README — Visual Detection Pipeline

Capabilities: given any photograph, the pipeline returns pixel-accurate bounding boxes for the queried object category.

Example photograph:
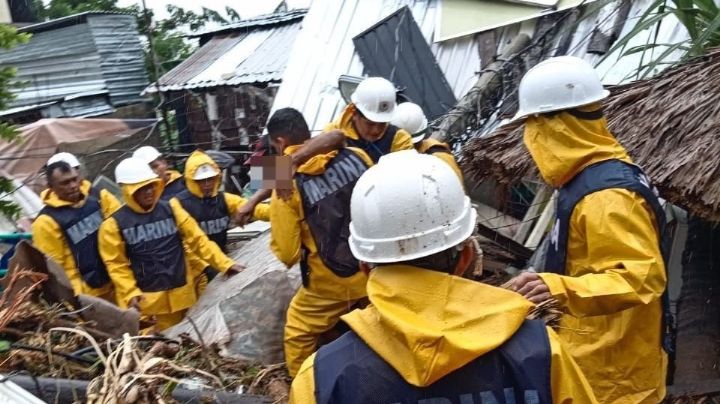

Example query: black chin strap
[544,108,605,120]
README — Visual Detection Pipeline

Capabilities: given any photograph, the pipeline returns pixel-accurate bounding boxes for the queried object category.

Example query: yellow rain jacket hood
[524,107,667,403]
[99,177,235,329]
[523,105,631,188]
[184,150,221,198]
[32,182,118,299]
[324,104,414,152]
[290,265,597,403]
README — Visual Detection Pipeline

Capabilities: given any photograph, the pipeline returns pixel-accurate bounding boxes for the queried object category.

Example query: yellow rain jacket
[324,104,414,153]
[181,150,270,294]
[182,150,270,223]
[524,106,667,404]
[416,138,463,182]
[33,182,119,299]
[98,178,235,324]
[271,144,373,376]
[290,265,598,403]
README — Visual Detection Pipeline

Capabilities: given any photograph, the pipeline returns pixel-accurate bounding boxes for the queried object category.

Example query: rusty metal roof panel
[146,19,303,93]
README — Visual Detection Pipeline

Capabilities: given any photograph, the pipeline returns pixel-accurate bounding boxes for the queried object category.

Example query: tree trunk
[674,217,720,385]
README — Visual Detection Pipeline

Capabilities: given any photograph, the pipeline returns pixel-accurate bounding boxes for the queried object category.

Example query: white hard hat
[513,56,610,122]
[391,102,428,144]
[132,146,162,164]
[47,152,80,168]
[115,157,158,184]
[349,150,476,263]
[193,163,219,180]
[350,77,397,123]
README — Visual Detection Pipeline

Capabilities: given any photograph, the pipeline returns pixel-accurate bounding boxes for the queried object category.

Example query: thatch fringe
[462,48,720,221]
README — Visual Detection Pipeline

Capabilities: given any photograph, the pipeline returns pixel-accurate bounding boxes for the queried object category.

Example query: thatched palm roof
[462,48,720,221]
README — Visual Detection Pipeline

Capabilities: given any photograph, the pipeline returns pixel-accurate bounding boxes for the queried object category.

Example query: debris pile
[0,261,289,403]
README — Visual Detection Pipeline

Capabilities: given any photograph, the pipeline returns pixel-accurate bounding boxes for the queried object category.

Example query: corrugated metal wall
[0,23,105,108]
[0,13,149,114]
[87,14,150,106]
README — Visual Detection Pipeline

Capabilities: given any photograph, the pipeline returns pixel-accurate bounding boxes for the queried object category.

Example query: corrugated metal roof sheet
[146,20,303,93]
[17,10,132,33]
[0,13,149,116]
[191,9,307,38]
[270,0,481,132]
[353,6,458,120]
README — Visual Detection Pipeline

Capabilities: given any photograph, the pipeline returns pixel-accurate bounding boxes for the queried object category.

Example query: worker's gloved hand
[139,315,157,330]
[225,263,246,278]
[503,271,551,304]
[128,295,144,311]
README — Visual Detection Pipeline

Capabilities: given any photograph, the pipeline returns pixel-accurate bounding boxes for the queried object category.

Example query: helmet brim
[510,89,611,124]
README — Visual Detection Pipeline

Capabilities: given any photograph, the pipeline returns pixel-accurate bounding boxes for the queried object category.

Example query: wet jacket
[290,265,597,403]
[160,170,186,200]
[270,144,371,299]
[524,105,667,404]
[98,177,234,315]
[177,150,270,251]
[324,104,413,163]
[33,182,119,297]
[416,138,463,182]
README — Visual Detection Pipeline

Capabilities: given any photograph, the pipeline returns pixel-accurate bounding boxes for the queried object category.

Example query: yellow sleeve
[391,128,414,152]
[225,192,270,222]
[100,189,122,218]
[98,217,142,308]
[269,183,302,268]
[548,328,598,403]
[289,353,318,404]
[170,199,234,272]
[432,151,464,183]
[538,189,667,317]
[32,215,84,295]
[323,121,340,132]
[346,147,374,167]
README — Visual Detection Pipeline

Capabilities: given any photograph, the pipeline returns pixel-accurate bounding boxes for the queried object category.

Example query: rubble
[0,242,287,403]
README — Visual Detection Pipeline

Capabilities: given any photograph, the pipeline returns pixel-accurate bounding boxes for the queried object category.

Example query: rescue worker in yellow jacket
[133,146,186,200]
[40,152,121,215]
[33,160,117,300]
[98,157,245,331]
[323,76,413,163]
[390,101,463,181]
[505,56,668,404]
[174,149,270,286]
[267,108,373,377]
[290,151,598,404]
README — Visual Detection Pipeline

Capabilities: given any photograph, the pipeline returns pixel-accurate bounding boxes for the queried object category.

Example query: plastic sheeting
[166,231,301,364]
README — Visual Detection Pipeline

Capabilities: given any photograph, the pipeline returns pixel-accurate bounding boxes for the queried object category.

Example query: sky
[116,0,306,20]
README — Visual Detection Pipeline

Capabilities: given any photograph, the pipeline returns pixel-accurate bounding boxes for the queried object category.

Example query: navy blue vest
[314,319,552,404]
[545,159,667,273]
[40,195,110,288]
[295,149,369,282]
[176,190,230,251]
[345,125,399,164]
[161,177,187,201]
[113,201,187,292]
[543,159,673,352]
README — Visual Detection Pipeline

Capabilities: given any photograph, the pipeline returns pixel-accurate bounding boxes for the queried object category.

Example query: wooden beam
[525,191,557,249]
[513,185,552,245]
[433,33,531,142]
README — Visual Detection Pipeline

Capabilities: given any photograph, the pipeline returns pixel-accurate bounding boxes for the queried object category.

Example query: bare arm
[289,129,346,167]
